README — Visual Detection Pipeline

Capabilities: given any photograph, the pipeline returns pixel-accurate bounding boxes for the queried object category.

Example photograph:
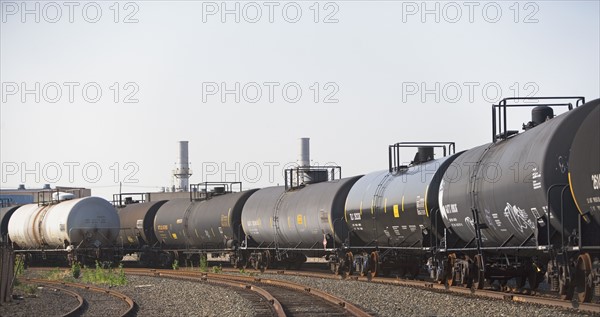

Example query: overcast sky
[1,0,599,199]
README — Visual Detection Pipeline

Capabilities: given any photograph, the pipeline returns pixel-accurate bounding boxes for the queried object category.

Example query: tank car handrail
[112,192,148,207]
[388,142,455,173]
[498,96,585,106]
[284,165,342,191]
[492,96,585,143]
[189,182,243,201]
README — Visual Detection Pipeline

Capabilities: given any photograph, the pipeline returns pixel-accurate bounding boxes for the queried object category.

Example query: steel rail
[125,268,285,317]
[221,267,600,314]
[17,282,85,317]
[124,268,370,317]
[23,278,136,317]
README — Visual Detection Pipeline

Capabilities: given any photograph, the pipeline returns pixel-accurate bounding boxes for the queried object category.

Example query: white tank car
[8,197,120,249]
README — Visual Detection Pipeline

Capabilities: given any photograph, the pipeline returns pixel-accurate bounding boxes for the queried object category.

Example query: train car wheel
[559,264,574,300]
[369,251,379,278]
[261,251,271,272]
[346,252,354,276]
[446,254,456,286]
[574,253,593,302]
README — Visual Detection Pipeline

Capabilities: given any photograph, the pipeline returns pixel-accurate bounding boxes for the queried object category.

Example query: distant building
[0,184,91,206]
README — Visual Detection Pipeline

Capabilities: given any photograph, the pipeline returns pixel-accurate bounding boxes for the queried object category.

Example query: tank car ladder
[468,143,495,279]
[272,192,287,261]
[371,173,394,245]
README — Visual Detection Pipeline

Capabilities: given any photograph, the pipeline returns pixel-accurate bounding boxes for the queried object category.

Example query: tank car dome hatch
[411,147,435,165]
[53,192,76,201]
[8,196,120,249]
[523,106,555,130]
[532,106,554,125]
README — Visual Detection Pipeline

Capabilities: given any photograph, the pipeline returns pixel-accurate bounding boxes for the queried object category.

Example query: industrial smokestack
[298,138,310,167]
[294,138,310,186]
[173,141,192,192]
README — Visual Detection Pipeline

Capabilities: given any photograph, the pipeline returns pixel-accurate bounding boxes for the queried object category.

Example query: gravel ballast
[6,269,597,316]
[0,285,80,317]
[251,272,597,317]
[113,275,257,316]
[5,272,257,317]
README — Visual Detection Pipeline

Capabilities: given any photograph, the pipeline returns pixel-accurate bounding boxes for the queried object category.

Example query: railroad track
[18,284,85,317]
[20,278,136,317]
[124,268,371,317]
[218,267,600,314]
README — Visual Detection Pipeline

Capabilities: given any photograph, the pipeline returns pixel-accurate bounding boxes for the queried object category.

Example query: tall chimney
[173,141,192,192]
[294,138,310,186]
[298,138,310,167]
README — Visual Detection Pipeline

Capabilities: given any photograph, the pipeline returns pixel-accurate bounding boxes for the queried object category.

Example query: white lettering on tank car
[444,204,459,214]
[416,196,426,215]
[531,207,541,219]
[592,173,600,190]
[504,202,535,233]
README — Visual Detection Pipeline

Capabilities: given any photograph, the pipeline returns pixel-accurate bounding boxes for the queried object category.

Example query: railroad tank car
[564,100,600,302]
[438,99,598,251]
[0,205,21,241]
[345,150,461,248]
[7,197,120,249]
[153,189,259,250]
[117,200,168,248]
[241,175,362,269]
[434,97,598,291]
[569,102,600,226]
[344,145,462,276]
[242,176,362,248]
